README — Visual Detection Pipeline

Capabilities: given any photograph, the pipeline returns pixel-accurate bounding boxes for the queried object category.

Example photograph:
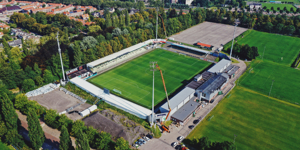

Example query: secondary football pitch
[186,86,300,150]
[261,3,296,10]
[89,49,211,109]
[237,30,300,66]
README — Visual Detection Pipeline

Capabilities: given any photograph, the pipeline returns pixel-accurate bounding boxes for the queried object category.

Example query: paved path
[140,59,246,150]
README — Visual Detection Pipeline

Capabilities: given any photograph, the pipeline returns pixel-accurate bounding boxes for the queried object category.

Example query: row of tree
[226,43,259,60]
[185,136,236,150]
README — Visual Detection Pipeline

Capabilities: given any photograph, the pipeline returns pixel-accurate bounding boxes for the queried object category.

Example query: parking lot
[170,22,248,49]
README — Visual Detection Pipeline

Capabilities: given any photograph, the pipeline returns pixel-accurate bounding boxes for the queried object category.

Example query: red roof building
[196,42,212,48]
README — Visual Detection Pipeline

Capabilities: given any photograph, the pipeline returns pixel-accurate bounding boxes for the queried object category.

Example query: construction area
[82,110,149,145]
[170,22,248,49]
[28,88,92,120]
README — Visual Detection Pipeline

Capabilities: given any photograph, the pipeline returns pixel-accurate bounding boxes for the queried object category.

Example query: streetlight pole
[56,32,66,82]
[230,22,238,60]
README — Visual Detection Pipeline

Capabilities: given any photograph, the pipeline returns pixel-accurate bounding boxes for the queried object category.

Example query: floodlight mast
[57,32,66,82]
[230,21,238,59]
[150,61,157,127]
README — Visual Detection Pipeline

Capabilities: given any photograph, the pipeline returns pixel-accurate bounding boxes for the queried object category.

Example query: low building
[64,9,84,17]
[196,42,213,49]
[159,87,195,121]
[171,99,201,125]
[53,5,74,14]
[31,6,57,13]
[81,14,89,20]
[223,64,240,79]
[249,3,262,10]
[0,32,3,38]
[0,23,10,30]
[92,11,104,18]
[0,39,22,48]
[207,59,231,73]
[0,6,22,15]
[196,73,229,102]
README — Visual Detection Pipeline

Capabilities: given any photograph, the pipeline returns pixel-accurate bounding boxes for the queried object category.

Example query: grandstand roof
[87,39,156,68]
[70,77,152,119]
[196,42,212,47]
[166,41,209,54]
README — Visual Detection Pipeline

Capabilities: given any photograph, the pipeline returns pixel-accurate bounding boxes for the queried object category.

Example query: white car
[143,136,150,141]
[172,142,178,147]
[178,136,184,141]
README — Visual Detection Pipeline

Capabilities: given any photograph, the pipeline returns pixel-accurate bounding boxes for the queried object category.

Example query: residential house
[16,1,32,6]
[0,39,22,48]
[249,3,262,10]
[11,28,41,43]
[0,6,22,16]
[109,7,115,13]
[64,9,84,17]
[53,5,74,14]
[84,6,97,12]
[0,0,16,8]
[31,6,57,13]
[48,3,64,8]
[129,8,139,15]
[92,10,104,18]
[81,14,89,20]
[0,32,3,38]
[0,23,10,30]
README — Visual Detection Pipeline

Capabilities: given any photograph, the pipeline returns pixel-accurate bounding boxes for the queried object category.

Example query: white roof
[70,77,152,119]
[80,109,90,117]
[88,105,97,112]
[160,87,195,111]
[87,39,160,68]
[208,59,231,73]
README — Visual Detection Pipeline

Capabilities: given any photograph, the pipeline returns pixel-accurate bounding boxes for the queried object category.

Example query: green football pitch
[261,3,296,10]
[89,49,211,109]
[186,86,300,150]
[237,30,300,66]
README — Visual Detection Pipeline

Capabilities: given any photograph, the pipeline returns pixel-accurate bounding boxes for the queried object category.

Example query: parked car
[146,134,153,139]
[210,99,215,103]
[175,145,181,150]
[132,143,139,147]
[143,136,150,141]
[139,139,146,144]
[189,125,194,129]
[177,136,184,141]
[172,142,178,147]
[136,141,142,146]
[193,119,199,124]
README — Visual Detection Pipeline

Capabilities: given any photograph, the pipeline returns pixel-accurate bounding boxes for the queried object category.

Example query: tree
[72,41,82,67]
[22,79,35,93]
[95,131,111,150]
[75,129,89,150]
[2,38,11,59]
[33,63,42,76]
[125,11,130,26]
[1,93,18,131]
[88,25,101,33]
[14,94,29,113]
[27,108,45,150]
[115,137,130,150]
[22,39,29,56]
[10,60,21,71]
[59,125,73,150]
[105,14,112,28]
[112,28,122,37]
[34,76,44,86]
[43,69,54,83]
[275,23,284,33]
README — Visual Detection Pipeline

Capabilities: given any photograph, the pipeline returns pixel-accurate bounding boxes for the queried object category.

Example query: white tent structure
[80,109,90,117]
[70,77,152,119]
[88,105,97,112]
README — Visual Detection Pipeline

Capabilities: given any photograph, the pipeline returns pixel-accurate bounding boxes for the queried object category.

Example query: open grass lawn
[237,30,300,66]
[262,3,296,10]
[239,60,300,104]
[89,49,211,109]
[186,86,300,150]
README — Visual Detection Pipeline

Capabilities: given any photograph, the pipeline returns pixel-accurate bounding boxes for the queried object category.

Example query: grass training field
[239,60,300,104]
[262,3,296,10]
[186,86,300,150]
[89,49,211,109]
[237,30,300,66]
[251,0,299,4]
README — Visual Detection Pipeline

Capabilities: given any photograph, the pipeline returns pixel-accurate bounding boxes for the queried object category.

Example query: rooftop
[187,71,215,89]
[197,73,228,94]
[223,65,240,76]
[171,99,200,121]
[196,42,212,47]
[160,87,195,111]
[207,59,231,73]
